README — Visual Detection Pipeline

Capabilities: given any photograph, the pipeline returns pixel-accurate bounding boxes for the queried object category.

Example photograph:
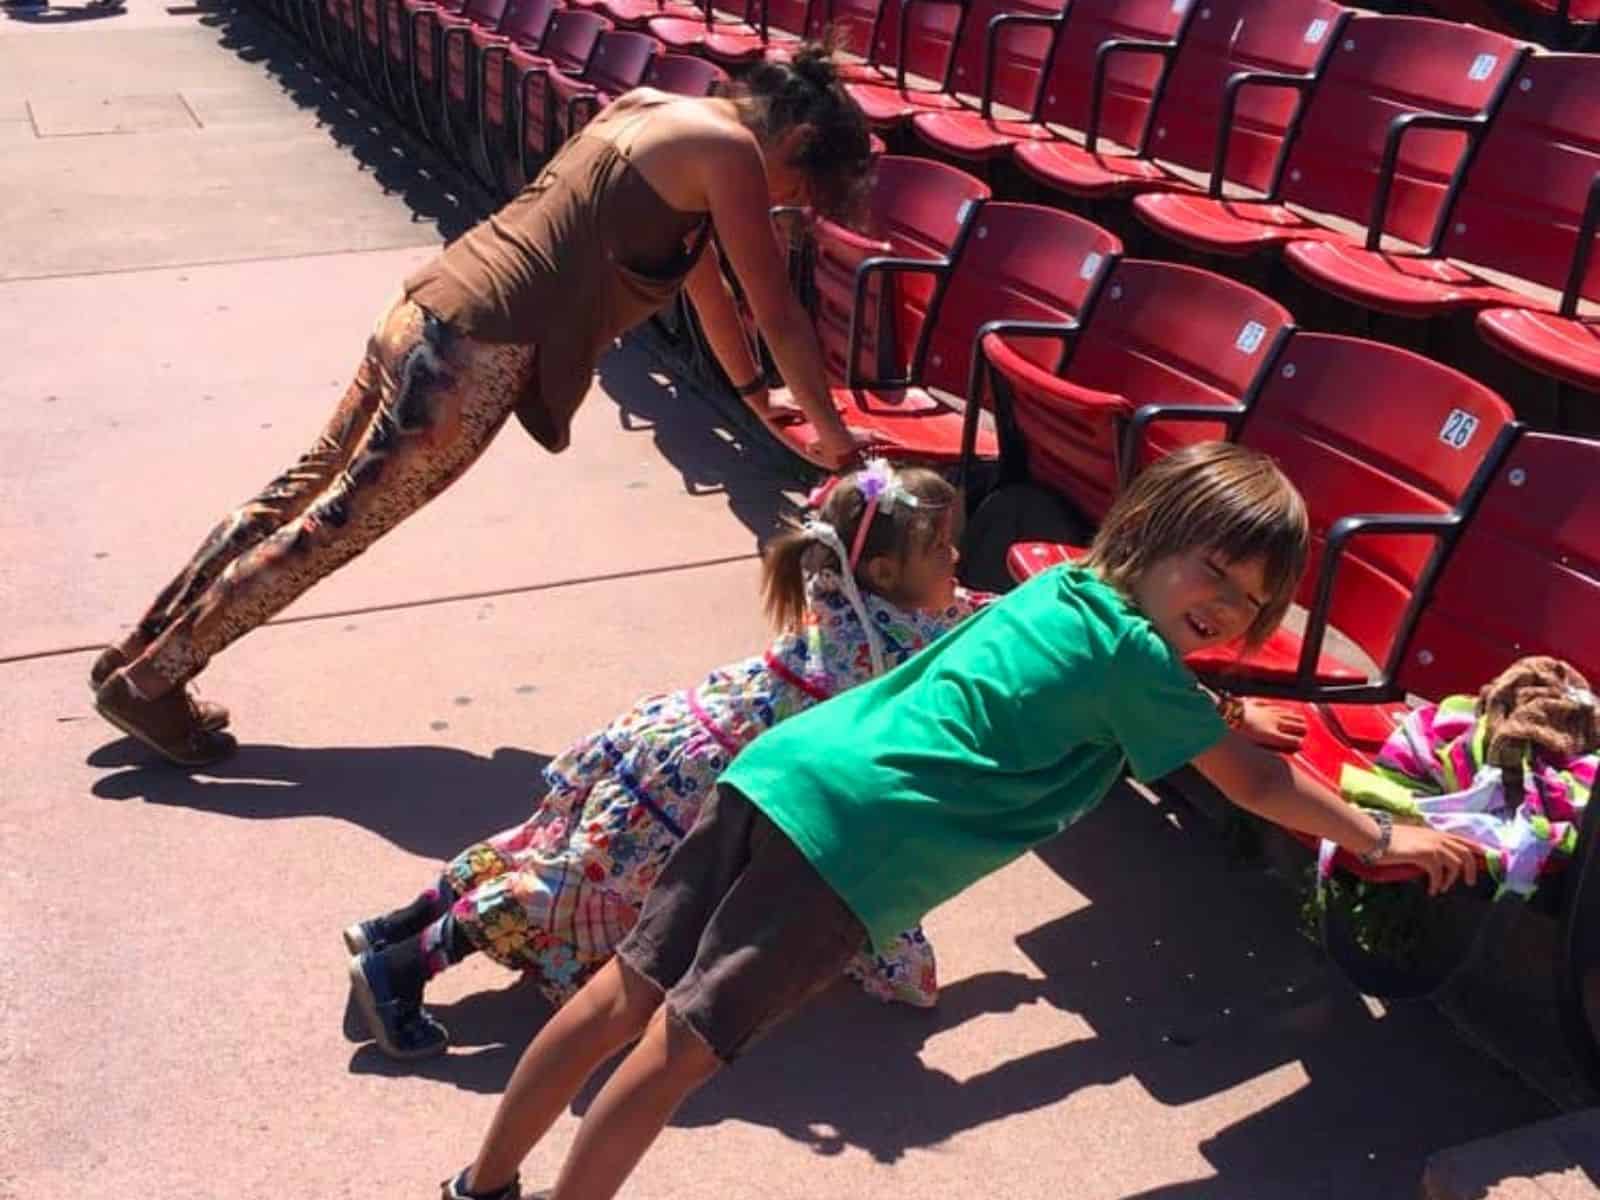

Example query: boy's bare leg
[548,1005,722,1200]
[466,959,661,1193]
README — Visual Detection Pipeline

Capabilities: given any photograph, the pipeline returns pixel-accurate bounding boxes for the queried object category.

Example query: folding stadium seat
[569,0,698,31]
[700,0,814,67]
[412,0,509,144]
[548,31,660,146]
[913,0,1196,168]
[430,0,522,157]
[774,204,1121,464]
[1005,332,1517,713]
[1475,302,1600,405]
[647,0,750,52]
[805,156,990,388]
[642,50,728,96]
[1284,55,1600,324]
[472,0,560,190]
[977,262,1292,526]
[512,10,612,178]
[823,0,890,80]
[844,0,1063,132]
[1292,431,1598,876]
[983,0,1346,200]
[1134,16,1523,260]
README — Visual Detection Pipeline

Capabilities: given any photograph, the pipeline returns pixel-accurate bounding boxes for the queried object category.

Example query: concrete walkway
[0,3,1571,1197]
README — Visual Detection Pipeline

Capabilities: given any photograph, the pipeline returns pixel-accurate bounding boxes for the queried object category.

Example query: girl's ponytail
[761,526,817,632]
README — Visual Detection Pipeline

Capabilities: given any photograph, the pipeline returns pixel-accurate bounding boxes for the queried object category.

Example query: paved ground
[0,3,1570,1197]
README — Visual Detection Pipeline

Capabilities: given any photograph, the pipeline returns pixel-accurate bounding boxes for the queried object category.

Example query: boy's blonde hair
[762,465,956,631]
[1083,442,1309,649]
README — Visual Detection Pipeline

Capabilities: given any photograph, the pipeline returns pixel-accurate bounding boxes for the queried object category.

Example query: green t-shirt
[722,565,1228,950]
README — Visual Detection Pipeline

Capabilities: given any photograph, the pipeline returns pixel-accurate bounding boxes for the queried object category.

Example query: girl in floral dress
[344,461,986,1059]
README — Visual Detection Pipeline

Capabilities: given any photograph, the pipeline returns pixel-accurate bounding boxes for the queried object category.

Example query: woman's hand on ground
[1379,825,1481,895]
[1238,700,1309,753]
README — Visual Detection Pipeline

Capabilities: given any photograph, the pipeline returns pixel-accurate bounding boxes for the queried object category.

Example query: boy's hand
[1238,700,1308,753]
[1379,825,1481,896]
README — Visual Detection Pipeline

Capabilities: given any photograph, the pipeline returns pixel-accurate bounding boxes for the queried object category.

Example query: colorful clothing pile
[444,571,991,1007]
[1336,695,1596,897]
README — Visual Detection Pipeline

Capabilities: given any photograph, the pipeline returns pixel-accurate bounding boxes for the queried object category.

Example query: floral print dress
[442,572,990,1008]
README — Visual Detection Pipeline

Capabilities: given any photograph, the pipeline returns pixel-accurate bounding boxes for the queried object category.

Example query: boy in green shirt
[444,443,1483,1200]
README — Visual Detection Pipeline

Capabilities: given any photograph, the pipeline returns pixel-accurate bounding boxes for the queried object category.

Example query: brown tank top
[403,92,712,452]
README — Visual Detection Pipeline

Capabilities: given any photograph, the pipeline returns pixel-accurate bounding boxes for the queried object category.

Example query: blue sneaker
[347,952,448,1060]
[342,917,388,956]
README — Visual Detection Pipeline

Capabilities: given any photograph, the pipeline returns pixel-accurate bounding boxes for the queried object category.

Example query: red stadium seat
[641,50,728,95]
[512,10,611,175]
[982,261,1292,524]
[1134,16,1523,259]
[701,0,813,65]
[548,31,660,146]
[845,0,1062,132]
[996,0,1345,198]
[790,204,1122,464]
[1285,54,1600,320]
[806,157,990,387]
[474,0,558,191]
[1293,432,1599,878]
[914,0,1194,167]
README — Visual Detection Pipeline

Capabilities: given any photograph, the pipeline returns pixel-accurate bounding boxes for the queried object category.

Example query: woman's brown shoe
[90,646,230,731]
[94,674,237,767]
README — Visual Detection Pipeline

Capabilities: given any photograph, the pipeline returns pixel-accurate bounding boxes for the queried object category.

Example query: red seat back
[643,51,727,96]
[1147,0,1345,193]
[989,261,1291,521]
[942,0,1061,111]
[1442,55,1600,305]
[918,204,1120,401]
[1277,15,1520,249]
[812,156,989,384]
[815,0,880,58]
[523,11,611,156]
[1398,432,1600,700]
[1235,333,1514,673]
[543,9,610,72]
[753,0,812,38]
[1032,0,1192,148]
[872,0,962,83]
[498,0,557,46]
[582,30,658,94]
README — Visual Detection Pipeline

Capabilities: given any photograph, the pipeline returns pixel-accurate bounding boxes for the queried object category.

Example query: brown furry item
[1476,656,1600,770]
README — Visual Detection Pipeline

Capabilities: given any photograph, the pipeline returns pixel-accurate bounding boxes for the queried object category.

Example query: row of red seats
[264,0,729,195]
[773,155,1600,883]
[655,0,1600,418]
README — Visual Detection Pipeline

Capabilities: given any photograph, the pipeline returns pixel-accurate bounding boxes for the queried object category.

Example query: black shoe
[3,0,49,9]
[440,1168,529,1200]
[347,952,448,1060]
[342,917,388,956]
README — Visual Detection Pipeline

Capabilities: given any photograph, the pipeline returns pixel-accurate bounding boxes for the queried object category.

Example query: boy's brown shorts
[614,784,867,1063]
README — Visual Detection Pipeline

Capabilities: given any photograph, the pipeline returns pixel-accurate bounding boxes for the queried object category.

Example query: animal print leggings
[131,299,538,688]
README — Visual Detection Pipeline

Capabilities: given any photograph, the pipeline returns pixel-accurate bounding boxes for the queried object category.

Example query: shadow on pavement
[597,343,799,544]
[200,0,491,241]
[88,739,550,859]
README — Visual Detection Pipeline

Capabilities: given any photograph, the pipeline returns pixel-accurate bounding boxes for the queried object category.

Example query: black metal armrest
[1367,111,1488,253]
[1209,70,1315,199]
[959,317,1082,490]
[1121,401,1247,485]
[1561,169,1600,318]
[978,11,1063,121]
[896,0,966,92]
[845,255,951,391]
[1295,511,1461,691]
[1087,38,1176,155]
